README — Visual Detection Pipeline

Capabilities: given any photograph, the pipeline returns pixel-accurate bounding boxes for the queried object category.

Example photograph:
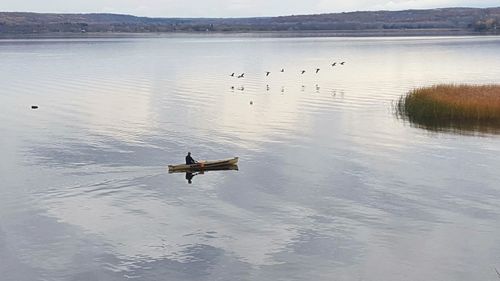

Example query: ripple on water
[2,36,500,281]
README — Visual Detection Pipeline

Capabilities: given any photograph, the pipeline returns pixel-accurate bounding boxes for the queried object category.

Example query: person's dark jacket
[186,154,196,165]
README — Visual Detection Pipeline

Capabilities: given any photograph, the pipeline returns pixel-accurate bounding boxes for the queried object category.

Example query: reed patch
[397,84,500,132]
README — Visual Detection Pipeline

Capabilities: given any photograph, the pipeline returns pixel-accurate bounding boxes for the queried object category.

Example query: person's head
[187,152,191,156]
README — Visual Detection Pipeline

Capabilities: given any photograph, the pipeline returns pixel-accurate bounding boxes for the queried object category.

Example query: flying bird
[316,68,320,74]
[280,68,285,72]
[230,73,235,77]
[340,62,346,65]
[331,62,337,66]
[301,70,306,74]
[237,73,245,78]
[266,71,271,76]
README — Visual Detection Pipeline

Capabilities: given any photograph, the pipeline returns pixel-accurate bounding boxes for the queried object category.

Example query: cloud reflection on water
[2,36,500,280]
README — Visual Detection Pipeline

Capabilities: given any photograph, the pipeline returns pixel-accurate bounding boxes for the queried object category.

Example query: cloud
[316,0,500,13]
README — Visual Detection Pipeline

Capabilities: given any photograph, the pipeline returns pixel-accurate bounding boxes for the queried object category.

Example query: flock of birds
[228,61,347,99]
[229,61,346,79]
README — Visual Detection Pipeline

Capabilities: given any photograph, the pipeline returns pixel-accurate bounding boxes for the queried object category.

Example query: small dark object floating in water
[31,105,38,109]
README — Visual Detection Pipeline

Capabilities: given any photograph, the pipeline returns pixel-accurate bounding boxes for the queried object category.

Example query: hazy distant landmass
[0,7,499,36]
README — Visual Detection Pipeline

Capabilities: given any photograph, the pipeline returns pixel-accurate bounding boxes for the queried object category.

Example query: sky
[1,0,499,18]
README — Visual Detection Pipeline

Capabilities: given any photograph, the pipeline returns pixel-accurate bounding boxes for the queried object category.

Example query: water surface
[1,35,500,281]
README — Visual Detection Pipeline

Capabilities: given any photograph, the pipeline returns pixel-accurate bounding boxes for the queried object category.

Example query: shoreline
[1,29,498,39]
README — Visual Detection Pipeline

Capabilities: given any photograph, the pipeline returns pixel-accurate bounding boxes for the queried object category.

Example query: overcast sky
[1,0,499,17]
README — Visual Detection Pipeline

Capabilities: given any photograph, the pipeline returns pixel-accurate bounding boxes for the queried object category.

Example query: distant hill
[1,7,499,35]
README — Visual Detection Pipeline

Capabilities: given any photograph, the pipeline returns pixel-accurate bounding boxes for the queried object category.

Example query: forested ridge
[1,7,499,34]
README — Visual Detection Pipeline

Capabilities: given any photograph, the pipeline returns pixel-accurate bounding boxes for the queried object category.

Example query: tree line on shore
[0,7,499,34]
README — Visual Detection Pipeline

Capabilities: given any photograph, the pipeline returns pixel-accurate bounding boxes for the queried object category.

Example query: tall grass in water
[397,84,500,132]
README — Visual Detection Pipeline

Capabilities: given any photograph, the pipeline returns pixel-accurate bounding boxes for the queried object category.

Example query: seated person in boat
[185,152,197,165]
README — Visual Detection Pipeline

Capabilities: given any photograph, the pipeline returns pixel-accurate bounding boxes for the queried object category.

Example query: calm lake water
[1,35,500,281]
